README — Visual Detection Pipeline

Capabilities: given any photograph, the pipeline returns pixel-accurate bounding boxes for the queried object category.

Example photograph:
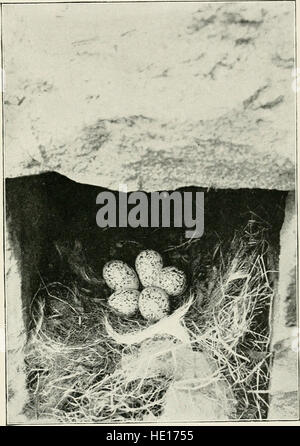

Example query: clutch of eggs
[103,251,187,320]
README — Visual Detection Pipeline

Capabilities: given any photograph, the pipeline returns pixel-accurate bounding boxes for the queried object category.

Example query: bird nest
[23,205,280,422]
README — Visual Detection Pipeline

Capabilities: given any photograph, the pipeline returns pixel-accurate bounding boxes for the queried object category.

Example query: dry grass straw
[186,221,274,419]
[24,218,275,422]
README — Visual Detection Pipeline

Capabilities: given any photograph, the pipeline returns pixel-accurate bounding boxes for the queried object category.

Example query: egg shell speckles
[157,266,187,296]
[138,286,170,322]
[103,260,139,291]
[135,250,163,287]
[108,289,140,317]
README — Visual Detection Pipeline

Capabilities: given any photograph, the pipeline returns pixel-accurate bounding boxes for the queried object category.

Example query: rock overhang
[3,2,296,192]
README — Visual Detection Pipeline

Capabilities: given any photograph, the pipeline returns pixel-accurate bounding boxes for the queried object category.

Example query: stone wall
[3,2,295,191]
[5,220,28,423]
[268,191,298,420]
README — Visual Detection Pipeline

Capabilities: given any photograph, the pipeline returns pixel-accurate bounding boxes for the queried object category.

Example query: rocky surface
[3,2,295,190]
[5,219,28,422]
[268,192,298,420]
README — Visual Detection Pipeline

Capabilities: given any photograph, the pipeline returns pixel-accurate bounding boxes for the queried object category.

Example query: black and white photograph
[1,0,298,425]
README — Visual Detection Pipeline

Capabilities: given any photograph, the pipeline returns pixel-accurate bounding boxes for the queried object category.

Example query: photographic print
[2,1,298,425]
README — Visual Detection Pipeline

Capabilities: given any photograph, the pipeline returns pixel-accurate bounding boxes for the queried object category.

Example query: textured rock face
[3,2,295,190]
[5,220,28,422]
[268,192,298,420]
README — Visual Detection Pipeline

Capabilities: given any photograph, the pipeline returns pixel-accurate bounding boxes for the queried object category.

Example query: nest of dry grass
[24,217,275,422]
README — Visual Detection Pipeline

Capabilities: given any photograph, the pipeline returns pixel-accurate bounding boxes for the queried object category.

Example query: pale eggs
[136,250,186,297]
[103,260,139,291]
[108,289,140,317]
[135,250,163,287]
[104,251,187,322]
[138,286,170,322]
[156,266,187,296]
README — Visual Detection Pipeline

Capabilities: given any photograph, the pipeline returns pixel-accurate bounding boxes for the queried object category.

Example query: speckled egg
[135,250,163,287]
[108,289,140,317]
[138,286,170,322]
[157,266,187,296]
[103,260,139,291]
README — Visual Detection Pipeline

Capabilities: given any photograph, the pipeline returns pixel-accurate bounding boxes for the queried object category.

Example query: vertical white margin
[0,1,6,427]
